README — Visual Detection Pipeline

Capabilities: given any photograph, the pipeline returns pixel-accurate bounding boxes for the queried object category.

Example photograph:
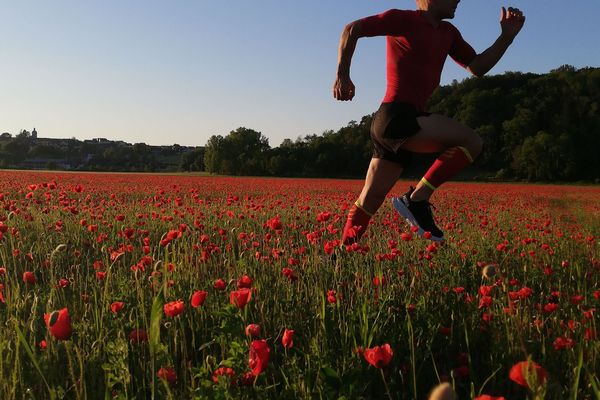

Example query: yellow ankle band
[420,177,437,191]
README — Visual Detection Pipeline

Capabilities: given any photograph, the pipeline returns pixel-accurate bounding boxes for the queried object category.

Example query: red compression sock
[421,146,474,190]
[341,201,373,245]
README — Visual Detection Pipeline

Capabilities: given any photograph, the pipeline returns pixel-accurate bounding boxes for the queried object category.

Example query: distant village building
[31,128,38,139]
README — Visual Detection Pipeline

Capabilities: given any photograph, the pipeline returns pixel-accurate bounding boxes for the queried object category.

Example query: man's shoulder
[387,9,419,16]
[379,9,419,19]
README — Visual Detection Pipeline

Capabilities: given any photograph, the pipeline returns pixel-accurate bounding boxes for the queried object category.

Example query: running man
[334,0,525,243]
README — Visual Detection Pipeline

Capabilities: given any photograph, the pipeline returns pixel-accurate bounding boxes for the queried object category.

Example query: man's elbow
[467,63,486,78]
[344,20,363,40]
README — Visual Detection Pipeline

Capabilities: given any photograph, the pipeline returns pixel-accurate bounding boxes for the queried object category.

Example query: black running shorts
[370,102,431,167]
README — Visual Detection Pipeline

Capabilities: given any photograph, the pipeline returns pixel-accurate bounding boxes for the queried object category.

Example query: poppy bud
[191,290,208,308]
[245,324,261,338]
[282,329,295,349]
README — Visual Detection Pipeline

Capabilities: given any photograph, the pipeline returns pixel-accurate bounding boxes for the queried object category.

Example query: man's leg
[401,114,483,201]
[391,114,482,241]
[341,158,403,245]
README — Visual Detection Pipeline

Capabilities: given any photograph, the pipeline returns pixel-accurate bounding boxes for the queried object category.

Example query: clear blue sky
[1,1,598,147]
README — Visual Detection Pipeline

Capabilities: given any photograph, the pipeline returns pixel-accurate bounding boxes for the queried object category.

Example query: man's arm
[333,20,364,101]
[467,7,525,77]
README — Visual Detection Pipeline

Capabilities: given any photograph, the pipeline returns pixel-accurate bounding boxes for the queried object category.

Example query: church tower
[32,128,38,139]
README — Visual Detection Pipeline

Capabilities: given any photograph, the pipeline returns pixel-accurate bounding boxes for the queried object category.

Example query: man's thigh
[400,114,478,153]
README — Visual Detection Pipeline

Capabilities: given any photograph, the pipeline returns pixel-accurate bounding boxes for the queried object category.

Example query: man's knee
[459,132,482,160]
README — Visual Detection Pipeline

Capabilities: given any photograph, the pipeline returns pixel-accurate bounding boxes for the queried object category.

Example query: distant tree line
[2,66,598,181]
[196,66,599,182]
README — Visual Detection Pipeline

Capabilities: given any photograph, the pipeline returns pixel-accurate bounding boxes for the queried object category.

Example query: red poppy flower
[552,336,575,350]
[157,367,177,385]
[163,300,185,317]
[44,308,73,340]
[39,340,47,350]
[543,303,559,313]
[281,267,298,282]
[479,296,493,309]
[237,275,253,289]
[230,288,252,309]
[509,360,548,389]
[58,278,70,288]
[282,329,294,349]
[249,339,270,376]
[191,290,208,308]
[239,371,255,386]
[327,290,337,304]
[129,329,148,343]
[479,285,494,296]
[452,365,470,379]
[266,217,282,230]
[0,283,4,303]
[570,295,584,305]
[212,367,235,384]
[213,278,226,290]
[324,241,335,255]
[23,271,36,284]
[316,212,331,222]
[474,396,506,400]
[110,301,124,314]
[400,232,412,241]
[245,324,261,338]
[363,343,393,368]
[438,326,451,336]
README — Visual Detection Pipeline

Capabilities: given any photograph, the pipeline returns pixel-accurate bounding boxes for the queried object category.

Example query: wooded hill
[201,65,599,182]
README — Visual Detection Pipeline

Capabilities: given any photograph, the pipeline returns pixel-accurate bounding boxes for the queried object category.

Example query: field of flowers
[0,171,598,399]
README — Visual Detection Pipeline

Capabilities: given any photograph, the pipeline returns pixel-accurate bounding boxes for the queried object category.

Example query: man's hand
[500,7,525,40]
[333,75,355,101]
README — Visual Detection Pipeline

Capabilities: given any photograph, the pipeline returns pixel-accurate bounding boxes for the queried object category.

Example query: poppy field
[0,171,598,399]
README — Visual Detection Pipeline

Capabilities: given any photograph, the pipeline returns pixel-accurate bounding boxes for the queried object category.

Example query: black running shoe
[392,186,444,242]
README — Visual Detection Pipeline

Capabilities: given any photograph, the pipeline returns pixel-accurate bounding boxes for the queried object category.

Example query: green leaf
[149,295,163,357]
[14,323,55,400]
[320,366,340,389]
